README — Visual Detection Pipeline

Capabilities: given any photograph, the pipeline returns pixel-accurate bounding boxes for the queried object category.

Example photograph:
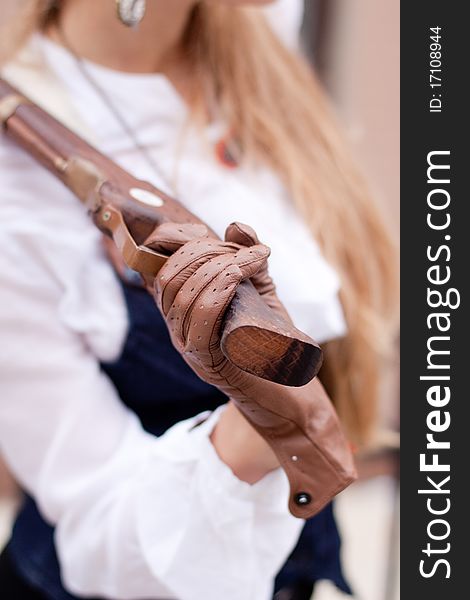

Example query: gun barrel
[0,77,322,386]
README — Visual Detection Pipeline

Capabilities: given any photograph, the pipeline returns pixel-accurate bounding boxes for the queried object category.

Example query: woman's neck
[46,0,196,75]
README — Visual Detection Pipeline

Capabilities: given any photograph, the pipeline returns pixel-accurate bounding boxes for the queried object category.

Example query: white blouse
[0,22,346,600]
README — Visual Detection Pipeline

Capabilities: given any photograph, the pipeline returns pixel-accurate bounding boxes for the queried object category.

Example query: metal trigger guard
[96,204,168,277]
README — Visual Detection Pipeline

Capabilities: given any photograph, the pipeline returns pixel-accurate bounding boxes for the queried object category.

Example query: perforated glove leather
[145,222,357,518]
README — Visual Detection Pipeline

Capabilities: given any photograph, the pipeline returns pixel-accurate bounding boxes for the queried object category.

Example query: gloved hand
[145,222,356,518]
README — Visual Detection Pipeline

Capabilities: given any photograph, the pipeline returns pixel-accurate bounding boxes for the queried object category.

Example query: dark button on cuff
[294,492,312,506]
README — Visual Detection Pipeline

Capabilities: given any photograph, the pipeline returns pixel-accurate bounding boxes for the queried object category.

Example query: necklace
[54,23,176,195]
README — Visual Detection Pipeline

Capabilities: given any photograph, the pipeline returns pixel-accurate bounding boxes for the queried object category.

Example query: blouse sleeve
[0,137,303,600]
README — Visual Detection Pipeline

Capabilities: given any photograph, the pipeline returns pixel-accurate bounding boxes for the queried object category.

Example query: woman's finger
[225,222,279,306]
[225,221,260,247]
[182,263,244,363]
[180,245,271,355]
[145,222,209,254]
[164,253,237,349]
[231,243,271,280]
[156,238,235,314]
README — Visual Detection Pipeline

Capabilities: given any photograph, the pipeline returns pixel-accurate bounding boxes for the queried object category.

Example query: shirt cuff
[190,406,292,525]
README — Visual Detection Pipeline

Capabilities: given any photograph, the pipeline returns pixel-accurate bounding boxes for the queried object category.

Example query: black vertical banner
[401,2,468,598]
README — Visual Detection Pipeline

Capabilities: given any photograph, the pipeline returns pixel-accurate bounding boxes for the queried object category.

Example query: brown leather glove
[145,222,357,518]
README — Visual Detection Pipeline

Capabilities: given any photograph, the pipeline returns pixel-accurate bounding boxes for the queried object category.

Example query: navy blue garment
[7,281,351,599]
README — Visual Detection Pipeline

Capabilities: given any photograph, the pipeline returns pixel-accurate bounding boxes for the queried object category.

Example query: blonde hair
[1,1,397,445]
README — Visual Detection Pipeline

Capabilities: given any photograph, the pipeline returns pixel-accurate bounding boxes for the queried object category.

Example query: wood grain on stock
[0,78,322,386]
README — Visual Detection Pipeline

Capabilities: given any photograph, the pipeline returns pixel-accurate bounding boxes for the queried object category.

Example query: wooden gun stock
[0,78,322,386]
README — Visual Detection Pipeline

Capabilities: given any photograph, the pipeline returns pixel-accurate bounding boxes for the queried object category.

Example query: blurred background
[0,1,399,599]
[302,2,400,599]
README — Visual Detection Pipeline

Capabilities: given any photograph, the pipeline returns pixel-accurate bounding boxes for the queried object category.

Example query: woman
[0,1,396,599]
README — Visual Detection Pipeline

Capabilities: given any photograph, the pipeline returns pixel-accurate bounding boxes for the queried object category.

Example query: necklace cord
[53,22,176,195]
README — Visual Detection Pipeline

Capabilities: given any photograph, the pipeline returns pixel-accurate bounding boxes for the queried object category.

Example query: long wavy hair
[0,0,397,445]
